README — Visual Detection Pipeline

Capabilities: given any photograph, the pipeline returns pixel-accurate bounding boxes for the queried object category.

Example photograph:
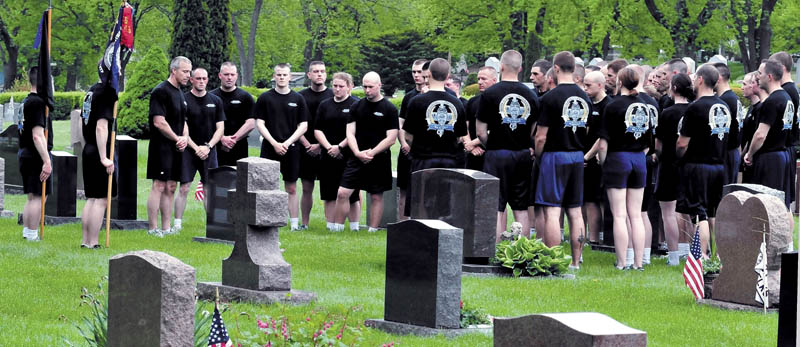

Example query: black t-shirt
[679,95,730,164]
[476,81,539,151]
[538,84,592,152]
[209,87,254,138]
[399,88,421,120]
[299,87,334,144]
[82,83,117,149]
[757,89,793,153]
[465,94,481,140]
[403,91,467,159]
[315,95,359,153]
[19,92,53,157]
[149,80,187,147]
[586,96,609,153]
[185,92,226,144]
[655,103,688,164]
[598,94,651,152]
[782,82,800,146]
[349,98,399,151]
[742,101,760,151]
[659,94,674,112]
[254,89,310,142]
[719,89,742,149]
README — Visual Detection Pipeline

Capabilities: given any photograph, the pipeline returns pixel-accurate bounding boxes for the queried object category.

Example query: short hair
[696,64,719,88]
[617,67,640,94]
[545,67,556,84]
[307,61,325,72]
[429,58,450,81]
[28,66,38,85]
[170,56,191,72]
[667,58,688,74]
[421,61,431,71]
[607,59,628,74]
[220,61,237,71]
[585,65,601,72]
[332,72,353,87]
[448,75,462,84]
[500,50,523,70]
[764,59,785,81]
[532,59,552,73]
[712,62,730,81]
[573,64,585,81]
[671,73,694,100]
[769,51,793,73]
[744,71,758,84]
[478,66,497,74]
[553,51,575,73]
[191,68,207,77]
[274,63,291,71]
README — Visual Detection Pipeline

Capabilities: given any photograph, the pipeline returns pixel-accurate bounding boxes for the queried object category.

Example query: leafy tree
[729,0,779,72]
[360,31,442,96]
[117,46,169,139]
[170,0,230,89]
[771,0,800,54]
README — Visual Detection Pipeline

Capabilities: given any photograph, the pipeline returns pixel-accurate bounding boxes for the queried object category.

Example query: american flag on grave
[754,235,768,308]
[683,227,704,300]
[208,304,232,347]
[195,181,205,201]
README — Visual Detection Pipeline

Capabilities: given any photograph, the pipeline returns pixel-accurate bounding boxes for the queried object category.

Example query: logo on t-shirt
[498,93,531,131]
[342,109,350,113]
[737,99,745,130]
[231,100,241,104]
[624,102,649,139]
[709,104,731,140]
[561,96,589,133]
[374,112,384,117]
[783,102,796,130]
[206,104,215,108]
[82,91,94,126]
[425,100,458,137]
[288,102,297,107]
[646,104,658,135]
[677,116,683,137]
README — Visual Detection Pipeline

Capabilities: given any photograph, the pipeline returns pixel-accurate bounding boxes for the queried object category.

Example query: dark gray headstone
[0,124,21,188]
[384,219,463,329]
[206,166,237,241]
[366,171,397,227]
[108,250,195,347]
[111,135,137,220]
[409,168,499,260]
[778,251,798,346]
[493,313,647,347]
[44,151,76,217]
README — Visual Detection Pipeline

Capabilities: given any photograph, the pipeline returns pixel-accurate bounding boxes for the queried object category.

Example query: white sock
[334,223,344,231]
[529,227,536,235]
[678,243,689,256]
[350,222,360,231]
[29,229,39,239]
[625,248,634,267]
[174,219,182,228]
[368,227,379,232]
[326,222,333,230]
[643,248,651,265]
[789,243,794,252]
[22,227,29,237]
[667,251,680,266]
[290,218,299,229]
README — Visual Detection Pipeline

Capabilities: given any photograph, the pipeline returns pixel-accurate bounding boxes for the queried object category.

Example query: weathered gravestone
[197,157,315,304]
[193,166,237,244]
[110,135,139,221]
[493,313,647,347]
[366,171,398,227]
[108,250,195,347]
[69,109,84,190]
[778,251,798,346]
[723,183,786,210]
[0,158,14,217]
[796,57,800,84]
[0,124,21,189]
[366,219,477,337]
[408,168,499,269]
[44,151,77,217]
[712,190,792,308]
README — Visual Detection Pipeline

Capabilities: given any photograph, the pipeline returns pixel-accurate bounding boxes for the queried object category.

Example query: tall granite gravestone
[712,190,792,307]
[0,158,13,217]
[44,151,77,217]
[366,171,398,227]
[796,57,800,84]
[493,313,647,347]
[110,135,138,220]
[194,166,237,243]
[108,250,195,347]
[366,219,467,336]
[778,251,798,346]
[197,157,315,304]
[0,124,21,189]
[409,168,499,267]
[69,109,84,190]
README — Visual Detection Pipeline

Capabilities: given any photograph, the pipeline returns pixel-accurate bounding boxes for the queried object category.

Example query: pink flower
[265,342,271,347]
[460,300,463,309]
[306,317,311,321]
[257,319,269,329]
[336,333,342,339]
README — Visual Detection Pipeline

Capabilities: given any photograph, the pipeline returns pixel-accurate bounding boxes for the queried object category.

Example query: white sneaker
[147,229,164,238]
[162,227,179,235]
[24,233,41,241]
[368,227,379,233]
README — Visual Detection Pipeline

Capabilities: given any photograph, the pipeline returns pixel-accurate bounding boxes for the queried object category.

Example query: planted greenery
[703,257,722,275]
[495,237,571,277]
[459,301,490,328]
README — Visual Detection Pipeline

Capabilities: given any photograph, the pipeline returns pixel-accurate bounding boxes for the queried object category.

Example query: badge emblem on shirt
[206,104,215,108]
[426,100,458,137]
[82,91,94,126]
[677,116,684,137]
[498,93,531,131]
[374,112,384,117]
[561,96,589,133]
[784,102,796,130]
[709,104,731,140]
[624,102,649,139]
[737,99,745,130]
[646,104,659,135]
[342,109,350,113]
[231,100,241,104]
[288,102,297,107]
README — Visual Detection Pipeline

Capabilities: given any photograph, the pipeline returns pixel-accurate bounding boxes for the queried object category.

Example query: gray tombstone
[205,166,237,241]
[485,57,501,80]
[110,135,138,220]
[366,171,397,227]
[409,168,499,261]
[796,58,800,83]
[0,158,12,216]
[44,151,77,217]
[0,124,21,188]
[108,250,195,347]
[69,109,84,189]
[723,183,787,208]
[493,313,647,347]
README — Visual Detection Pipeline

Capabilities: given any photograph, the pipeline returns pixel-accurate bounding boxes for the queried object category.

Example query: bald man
[582,71,609,245]
[335,72,399,232]
[464,66,497,171]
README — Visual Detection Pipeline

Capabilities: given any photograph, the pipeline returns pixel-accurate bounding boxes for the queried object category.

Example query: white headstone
[795,57,800,83]
[485,57,501,81]
[682,57,696,74]
[708,54,727,65]
[589,57,603,66]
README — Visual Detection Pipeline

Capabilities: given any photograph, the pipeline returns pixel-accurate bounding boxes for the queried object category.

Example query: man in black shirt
[174,68,225,231]
[713,63,743,185]
[530,59,552,97]
[770,52,799,208]
[255,63,310,231]
[676,64,731,258]
[534,51,591,268]
[146,56,190,237]
[582,71,608,244]
[397,59,428,220]
[211,62,254,166]
[464,66,497,171]
[335,72,398,232]
[19,67,53,241]
[297,61,334,230]
[476,50,539,240]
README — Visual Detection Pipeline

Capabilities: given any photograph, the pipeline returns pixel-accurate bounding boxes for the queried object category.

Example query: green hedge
[0,91,84,121]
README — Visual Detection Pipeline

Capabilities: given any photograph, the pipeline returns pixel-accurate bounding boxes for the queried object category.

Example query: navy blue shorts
[752,150,791,208]
[180,147,218,184]
[535,151,584,208]
[340,151,393,194]
[641,155,656,211]
[602,151,646,189]
[655,160,679,201]
[787,148,796,204]
[483,149,532,211]
[260,142,300,182]
[723,148,740,185]
[583,159,603,203]
[676,162,725,220]
[318,155,360,203]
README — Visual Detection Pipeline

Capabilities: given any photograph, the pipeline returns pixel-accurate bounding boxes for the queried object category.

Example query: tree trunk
[231,0,262,86]
[65,55,81,91]
[0,17,18,90]
[644,0,716,58]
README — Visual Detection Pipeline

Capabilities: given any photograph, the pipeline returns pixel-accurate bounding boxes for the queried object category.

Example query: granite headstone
[205,166,237,241]
[107,250,195,347]
[493,313,647,347]
[0,158,12,216]
[0,124,21,188]
[722,183,786,209]
[69,109,84,190]
[366,171,397,227]
[110,135,137,220]
[44,151,77,217]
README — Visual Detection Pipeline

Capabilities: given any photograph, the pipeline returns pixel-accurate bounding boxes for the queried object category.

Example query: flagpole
[39,5,51,240]
[105,101,117,247]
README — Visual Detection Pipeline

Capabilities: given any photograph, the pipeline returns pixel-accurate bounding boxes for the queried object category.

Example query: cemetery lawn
[0,120,788,346]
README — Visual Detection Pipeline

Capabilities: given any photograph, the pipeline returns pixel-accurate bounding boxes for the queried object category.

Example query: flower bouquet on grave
[495,236,571,277]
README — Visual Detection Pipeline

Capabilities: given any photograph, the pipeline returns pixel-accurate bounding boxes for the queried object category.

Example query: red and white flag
[683,227,705,300]
[195,181,205,201]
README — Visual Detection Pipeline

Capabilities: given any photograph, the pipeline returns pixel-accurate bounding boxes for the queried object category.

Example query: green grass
[2,118,781,345]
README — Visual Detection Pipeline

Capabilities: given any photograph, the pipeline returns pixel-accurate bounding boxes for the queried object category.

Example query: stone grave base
[364,319,491,337]
[0,210,14,218]
[16,214,148,229]
[18,214,81,225]
[589,243,615,253]
[192,236,235,246]
[197,282,315,305]
[462,263,510,274]
[5,184,23,195]
[697,299,778,313]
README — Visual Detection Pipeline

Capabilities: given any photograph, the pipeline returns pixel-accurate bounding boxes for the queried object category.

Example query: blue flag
[33,10,54,112]
[98,6,125,94]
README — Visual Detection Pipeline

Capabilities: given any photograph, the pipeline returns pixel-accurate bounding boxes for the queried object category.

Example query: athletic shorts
[340,151,393,194]
[179,147,218,184]
[466,152,485,172]
[602,151,646,189]
[405,156,463,216]
[260,142,300,182]
[787,148,796,204]
[18,152,52,195]
[676,162,725,220]
[535,151,584,208]
[752,150,791,208]
[723,148,741,185]
[583,158,603,203]
[299,150,321,181]
[82,144,117,199]
[529,158,539,207]
[483,149,532,211]
[146,141,183,182]
[318,154,360,203]
[216,141,249,167]
[396,151,412,190]
[655,160,679,202]
[641,155,656,212]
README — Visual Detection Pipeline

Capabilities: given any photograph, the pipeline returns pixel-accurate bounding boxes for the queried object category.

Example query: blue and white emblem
[737,99,745,130]
[499,93,530,131]
[709,104,731,140]
[624,102,649,139]
[82,91,94,126]
[677,116,683,137]
[647,104,658,135]
[561,96,589,133]
[425,100,458,137]
[782,102,794,131]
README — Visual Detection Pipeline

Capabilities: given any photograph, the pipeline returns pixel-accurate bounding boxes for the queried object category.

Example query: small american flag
[754,235,768,309]
[683,227,704,300]
[208,303,232,347]
[195,181,205,201]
